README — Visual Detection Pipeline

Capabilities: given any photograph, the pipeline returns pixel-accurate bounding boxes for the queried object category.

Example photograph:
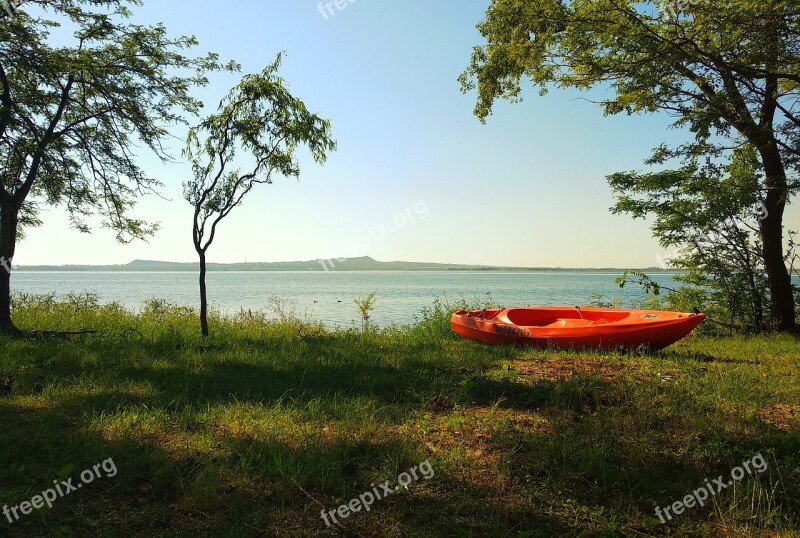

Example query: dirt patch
[400,406,551,467]
[510,357,629,383]
[99,422,208,458]
[395,406,549,516]
[758,403,800,431]
[470,406,552,435]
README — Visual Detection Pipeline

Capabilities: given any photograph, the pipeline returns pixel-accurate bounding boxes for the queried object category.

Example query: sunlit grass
[0,295,798,536]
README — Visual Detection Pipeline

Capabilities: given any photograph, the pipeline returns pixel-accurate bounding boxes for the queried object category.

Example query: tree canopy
[1,0,231,239]
[610,144,785,331]
[0,0,233,332]
[184,54,336,336]
[460,0,799,329]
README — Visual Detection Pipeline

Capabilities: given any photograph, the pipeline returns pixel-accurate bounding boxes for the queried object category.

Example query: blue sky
[20,0,800,267]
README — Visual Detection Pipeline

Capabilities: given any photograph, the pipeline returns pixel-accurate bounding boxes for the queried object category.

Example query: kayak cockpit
[501,307,631,327]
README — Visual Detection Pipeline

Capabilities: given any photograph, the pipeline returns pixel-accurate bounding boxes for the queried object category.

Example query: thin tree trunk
[199,249,209,337]
[0,258,12,334]
[758,145,797,331]
[0,201,18,335]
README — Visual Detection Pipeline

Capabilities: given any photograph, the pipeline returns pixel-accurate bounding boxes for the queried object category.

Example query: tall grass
[0,294,797,536]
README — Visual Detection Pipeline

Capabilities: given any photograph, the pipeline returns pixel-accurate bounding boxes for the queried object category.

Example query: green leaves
[0,0,232,242]
[184,53,336,253]
[609,142,778,331]
[460,0,800,159]
[461,0,798,329]
[182,54,335,337]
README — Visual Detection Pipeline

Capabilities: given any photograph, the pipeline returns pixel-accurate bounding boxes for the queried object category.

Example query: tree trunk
[198,249,209,337]
[0,201,18,335]
[758,145,797,331]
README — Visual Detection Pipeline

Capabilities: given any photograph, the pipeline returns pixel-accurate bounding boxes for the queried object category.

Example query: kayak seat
[532,318,590,328]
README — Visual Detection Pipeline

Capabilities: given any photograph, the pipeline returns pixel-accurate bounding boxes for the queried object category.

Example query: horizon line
[13,256,678,272]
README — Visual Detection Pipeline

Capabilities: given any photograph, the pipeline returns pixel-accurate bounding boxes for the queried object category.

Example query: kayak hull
[450,307,705,350]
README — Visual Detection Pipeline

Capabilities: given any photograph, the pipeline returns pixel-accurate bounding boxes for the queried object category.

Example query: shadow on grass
[2,328,799,536]
[0,391,579,536]
[467,375,800,533]
[657,348,761,364]
[466,375,627,413]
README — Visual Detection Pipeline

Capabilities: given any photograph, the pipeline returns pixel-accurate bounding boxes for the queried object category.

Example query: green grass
[0,295,798,536]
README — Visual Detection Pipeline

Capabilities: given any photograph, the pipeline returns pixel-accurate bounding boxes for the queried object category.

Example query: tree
[460,0,799,330]
[183,54,336,337]
[610,144,791,332]
[0,0,228,333]
[355,290,377,332]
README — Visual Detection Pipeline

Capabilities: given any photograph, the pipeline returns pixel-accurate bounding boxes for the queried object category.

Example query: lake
[10,271,686,328]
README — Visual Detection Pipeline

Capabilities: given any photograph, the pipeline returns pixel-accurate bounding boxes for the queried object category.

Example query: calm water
[12,271,681,328]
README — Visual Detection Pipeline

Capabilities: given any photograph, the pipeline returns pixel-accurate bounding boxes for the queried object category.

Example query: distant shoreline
[14,256,678,273]
[15,269,680,273]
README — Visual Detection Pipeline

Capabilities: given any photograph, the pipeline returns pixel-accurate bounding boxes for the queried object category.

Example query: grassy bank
[1,296,798,536]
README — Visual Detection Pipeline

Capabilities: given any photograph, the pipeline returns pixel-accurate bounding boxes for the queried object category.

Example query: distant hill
[15,256,675,273]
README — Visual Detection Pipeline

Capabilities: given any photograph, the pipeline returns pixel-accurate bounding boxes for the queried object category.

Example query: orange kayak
[451,306,704,350]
